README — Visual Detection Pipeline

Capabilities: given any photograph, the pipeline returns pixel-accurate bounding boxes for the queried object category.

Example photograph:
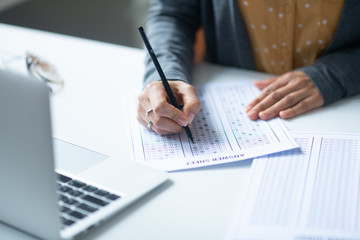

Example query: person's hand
[137,81,201,135]
[246,71,324,120]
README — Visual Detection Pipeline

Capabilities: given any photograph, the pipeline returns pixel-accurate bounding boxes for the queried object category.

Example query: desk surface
[1,23,359,240]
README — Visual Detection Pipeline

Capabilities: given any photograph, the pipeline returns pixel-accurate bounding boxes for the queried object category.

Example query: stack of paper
[128,80,360,239]
[229,132,360,240]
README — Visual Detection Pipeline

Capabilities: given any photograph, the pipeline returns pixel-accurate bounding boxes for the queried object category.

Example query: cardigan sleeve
[143,0,201,88]
[300,43,360,106]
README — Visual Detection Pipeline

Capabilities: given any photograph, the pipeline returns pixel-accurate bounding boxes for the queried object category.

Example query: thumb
[167,105,189,127]
[181,88,201,125]
[254,77,277,90]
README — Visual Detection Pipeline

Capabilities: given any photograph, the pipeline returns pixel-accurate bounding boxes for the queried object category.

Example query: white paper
[0,48,28,74]
[229,132,360,240]
[128,80,298,171]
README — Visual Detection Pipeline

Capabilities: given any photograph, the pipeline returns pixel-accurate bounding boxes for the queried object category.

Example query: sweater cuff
[299,65,344,106]
[143,70,190,89]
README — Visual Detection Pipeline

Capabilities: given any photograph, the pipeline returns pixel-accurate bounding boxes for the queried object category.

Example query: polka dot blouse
[238,0,344,75]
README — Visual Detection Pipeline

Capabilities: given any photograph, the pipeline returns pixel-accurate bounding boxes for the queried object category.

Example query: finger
[138,91,153,117]
[137,110,151,129]
[257,89,309,120]
[151,115,183,133]
[152,101,188,126]
[177,84,201,124]
[279,92,324,119]
[253,76,278,90]
[140,82,186,129]
[246,76,287,112]
[137,103,148,124]
[137,111,148,128]
[137,101,183,133]
[150,124,177,135]
[137,114,176,135]
[147,85,188,127]
[247,82,303,120]
[138,99,153,119]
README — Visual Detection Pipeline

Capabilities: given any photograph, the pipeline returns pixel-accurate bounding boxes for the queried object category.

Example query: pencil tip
[184,126,194,143]
[189,135,194,144]
[185,126,194,143]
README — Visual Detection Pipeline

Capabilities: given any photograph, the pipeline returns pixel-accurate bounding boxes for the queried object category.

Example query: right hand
[137,81,201,135]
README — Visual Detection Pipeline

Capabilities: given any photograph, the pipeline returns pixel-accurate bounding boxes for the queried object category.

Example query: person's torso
[238,0,344,75]
[199,0,358,75]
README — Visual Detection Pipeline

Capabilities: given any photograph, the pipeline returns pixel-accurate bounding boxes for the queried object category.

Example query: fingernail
[248,110,258,120]
[259,111,269,119]
[178,116,188,126]
[253,80,262,86]
[245,105,253,112]
[188,113,195,124]
[279,111,287,118]
[249,110,257,116]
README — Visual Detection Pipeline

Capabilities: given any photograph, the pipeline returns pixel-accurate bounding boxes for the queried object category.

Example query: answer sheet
[128,80,298,171]
[229,132,360,240]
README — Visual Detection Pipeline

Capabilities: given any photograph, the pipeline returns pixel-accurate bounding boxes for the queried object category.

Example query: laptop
[0,69,168,240]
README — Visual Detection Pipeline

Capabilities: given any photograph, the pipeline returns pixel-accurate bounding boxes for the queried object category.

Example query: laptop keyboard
[56,173,121,229]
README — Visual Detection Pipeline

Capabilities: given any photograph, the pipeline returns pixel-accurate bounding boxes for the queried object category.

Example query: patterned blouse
[238,0,344,75]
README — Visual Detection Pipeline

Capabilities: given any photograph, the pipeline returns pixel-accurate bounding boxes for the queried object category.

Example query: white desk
[1,23,359,240]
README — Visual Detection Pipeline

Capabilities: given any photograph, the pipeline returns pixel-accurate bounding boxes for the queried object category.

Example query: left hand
[246,71,324,120]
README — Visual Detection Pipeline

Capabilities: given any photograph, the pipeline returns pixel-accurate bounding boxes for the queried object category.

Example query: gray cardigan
[144,0,360,105]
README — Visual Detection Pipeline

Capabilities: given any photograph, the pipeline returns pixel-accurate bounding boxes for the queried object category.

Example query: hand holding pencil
[137,27,201,141]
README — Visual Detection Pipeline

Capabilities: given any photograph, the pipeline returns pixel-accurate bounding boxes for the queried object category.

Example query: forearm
[143,0,201,87]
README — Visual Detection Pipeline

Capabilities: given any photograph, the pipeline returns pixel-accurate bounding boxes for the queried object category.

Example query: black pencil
[138,26,194,143]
